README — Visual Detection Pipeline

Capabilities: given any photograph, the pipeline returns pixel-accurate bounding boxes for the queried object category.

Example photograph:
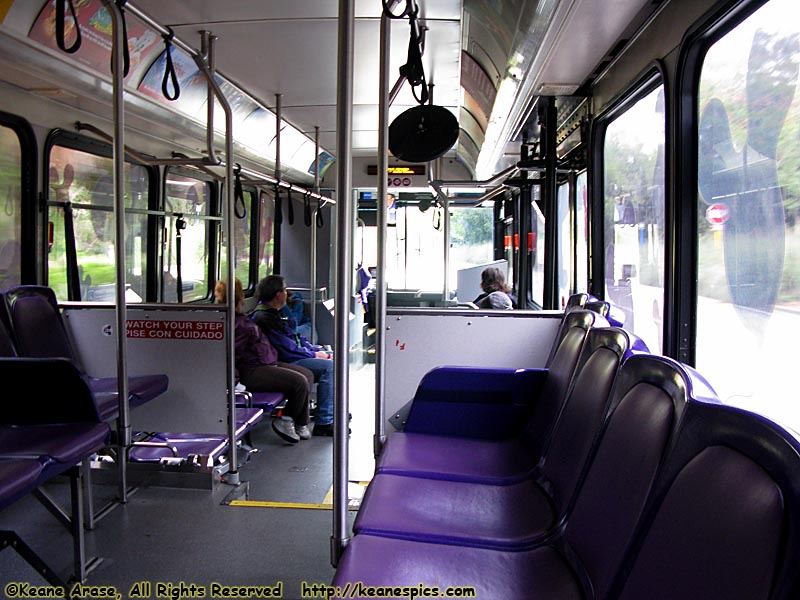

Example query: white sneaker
[296,425,311,440]
[272,417,300,443]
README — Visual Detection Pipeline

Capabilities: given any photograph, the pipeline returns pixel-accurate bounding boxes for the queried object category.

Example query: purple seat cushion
[0,459,44,510]
[0,423,110,465]
[236,408,263,437]
[88,374,169,409]
[332,534,582,600]
[353,473,554,548]
[239,391,285,412]
[376,432,535,484]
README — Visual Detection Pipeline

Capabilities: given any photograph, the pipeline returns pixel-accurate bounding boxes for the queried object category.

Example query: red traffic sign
[705,203,730,225]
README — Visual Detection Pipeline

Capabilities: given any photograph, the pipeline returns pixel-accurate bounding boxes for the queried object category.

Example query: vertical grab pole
[331,0,354,568]
[191,52,238,484]
[103,0,130,503]
[374,7,391,457]
[311,126,320,345]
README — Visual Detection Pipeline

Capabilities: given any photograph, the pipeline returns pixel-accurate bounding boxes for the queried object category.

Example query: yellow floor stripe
[230,483,370,511]
[229,500,358,510]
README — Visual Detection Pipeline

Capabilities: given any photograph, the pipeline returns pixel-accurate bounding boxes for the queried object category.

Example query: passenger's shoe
[313,423,334,437]
[296,425,311,440]
[272,417,300,443]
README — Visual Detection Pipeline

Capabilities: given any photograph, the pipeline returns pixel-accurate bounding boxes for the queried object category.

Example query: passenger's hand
[315,350,332,359]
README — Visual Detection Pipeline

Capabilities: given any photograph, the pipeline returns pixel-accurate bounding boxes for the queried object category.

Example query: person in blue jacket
[251,275,335,436]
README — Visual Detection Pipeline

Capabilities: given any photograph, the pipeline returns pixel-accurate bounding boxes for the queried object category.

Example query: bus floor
[0,364,379,594]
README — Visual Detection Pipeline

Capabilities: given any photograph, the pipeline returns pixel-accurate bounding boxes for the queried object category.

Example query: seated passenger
[250,275,335,437]
[214,278,313,444]
[478,290,513,309]
[281,291,314,341]
[473,267,516,308]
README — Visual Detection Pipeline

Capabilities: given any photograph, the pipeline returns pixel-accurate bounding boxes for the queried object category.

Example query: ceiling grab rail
[74,123,335,205]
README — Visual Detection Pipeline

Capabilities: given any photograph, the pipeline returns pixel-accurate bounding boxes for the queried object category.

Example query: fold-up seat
[1,285,168,421]
[354,327,633,548]
[333,355,701,599]
[129,407,264,464]
[375,310,604,484]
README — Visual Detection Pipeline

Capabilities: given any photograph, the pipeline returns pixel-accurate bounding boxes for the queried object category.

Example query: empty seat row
[1,285,279,467]
[333,306,800,599]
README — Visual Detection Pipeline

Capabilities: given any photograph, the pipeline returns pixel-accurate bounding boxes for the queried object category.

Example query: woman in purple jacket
[214,279,312,444]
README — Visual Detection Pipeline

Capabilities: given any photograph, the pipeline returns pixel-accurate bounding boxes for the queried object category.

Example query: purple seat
[129,433,228,463]
[354,327,633,548]
[236,390,286,413]
[332,534,582,600]
[1,286,168,420]
[0,458,44,511]
[610,401,800,600]
[0,356,111,585]
[129,408,263,464]
[376,310,603,484]
[335,355,699,598]
[0,423,111,467]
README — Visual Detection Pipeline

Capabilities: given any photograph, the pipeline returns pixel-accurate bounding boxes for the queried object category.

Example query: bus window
[696,0,800,429]
[575,172,589,293]
[219,188,255,289]
[449,205,494,294]
[557,181,572,306]
[47,144,149,302]
[387,197,445,291]
[257,190,275,282]
[0,125,22,291]
[603,84,666,352]
[163,172,212,302]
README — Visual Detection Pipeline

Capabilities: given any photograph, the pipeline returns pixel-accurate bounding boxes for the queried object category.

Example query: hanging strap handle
[161,27,181,100]
[286,189,295,225]
[303,192,312,227]
[233,164,247,219]
[109,0,131,77]
[316,197,325,229]
[274,185,283,225]
[55,0,82,54]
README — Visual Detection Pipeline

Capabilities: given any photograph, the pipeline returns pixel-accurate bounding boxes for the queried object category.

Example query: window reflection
[696,0,800,430]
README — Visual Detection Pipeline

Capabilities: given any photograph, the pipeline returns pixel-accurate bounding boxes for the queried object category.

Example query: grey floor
[0,365,377,599]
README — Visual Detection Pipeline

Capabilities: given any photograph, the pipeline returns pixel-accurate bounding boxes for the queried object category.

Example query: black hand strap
[161,27,180,100]
[55,0,82,54]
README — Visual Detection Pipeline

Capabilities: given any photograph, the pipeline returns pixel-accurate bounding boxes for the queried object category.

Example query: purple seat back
[612,402,800,600]
[561,354,691,599]
[534,327,630,519]
[2,286,77,362]
[544,295,590,368]
[0,357,102,424]
[523,310,604,460]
